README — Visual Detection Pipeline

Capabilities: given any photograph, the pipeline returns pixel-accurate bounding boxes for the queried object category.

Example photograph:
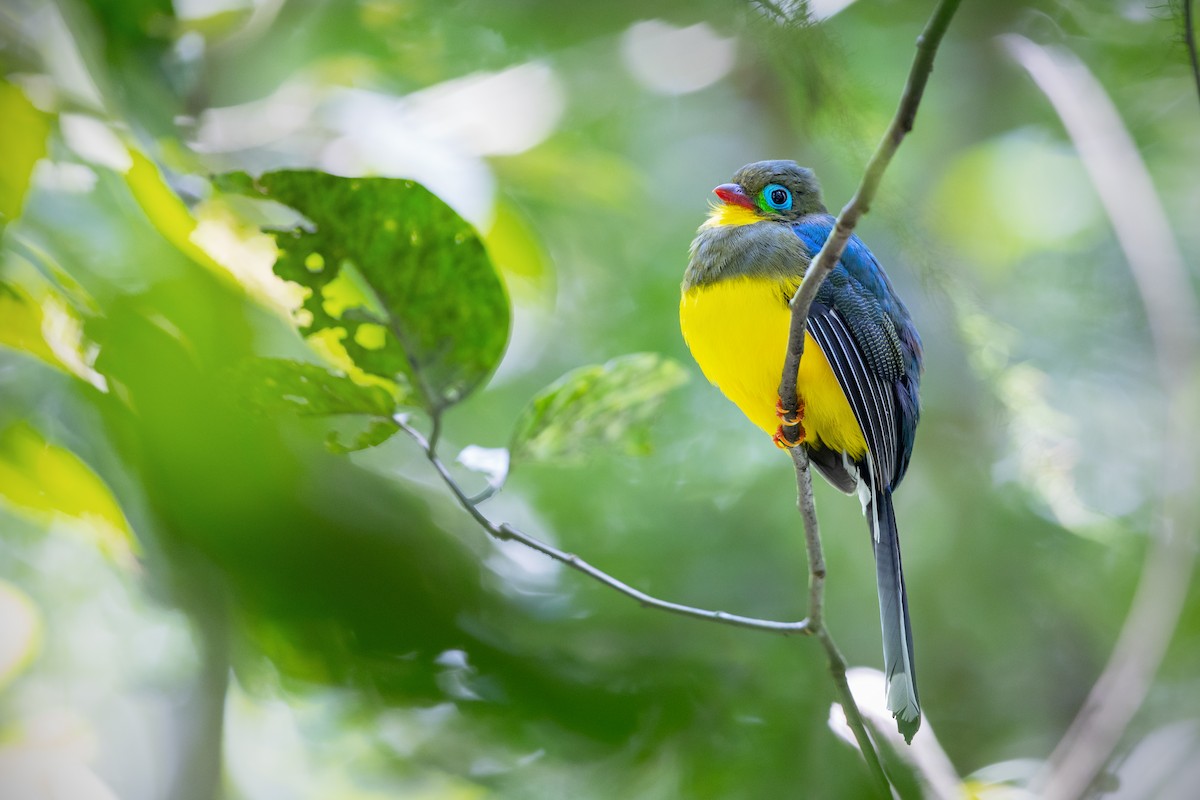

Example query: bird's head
[705,160,827,228]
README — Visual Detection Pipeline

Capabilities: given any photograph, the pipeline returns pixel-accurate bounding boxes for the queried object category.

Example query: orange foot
[773,397,806,449]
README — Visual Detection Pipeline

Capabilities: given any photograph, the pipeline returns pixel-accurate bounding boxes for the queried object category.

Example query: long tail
[868,485,921,742]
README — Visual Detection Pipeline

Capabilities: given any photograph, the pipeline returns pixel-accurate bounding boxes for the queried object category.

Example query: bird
[680,160,924,742]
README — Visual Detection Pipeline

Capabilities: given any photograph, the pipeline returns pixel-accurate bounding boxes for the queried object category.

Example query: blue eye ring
[762,183,793,211]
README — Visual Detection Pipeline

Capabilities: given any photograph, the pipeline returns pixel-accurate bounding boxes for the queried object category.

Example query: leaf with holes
[238,358,401,452]
[215,171,510,413]
[511,353,688,466]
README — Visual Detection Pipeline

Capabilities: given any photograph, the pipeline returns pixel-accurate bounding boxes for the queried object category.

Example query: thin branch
[1186,0,1200,107]
[790,447,892,796]
[1004,36,1200,800]
[766,0,963,791]
[777,0,963,437]
[395,415,812,636]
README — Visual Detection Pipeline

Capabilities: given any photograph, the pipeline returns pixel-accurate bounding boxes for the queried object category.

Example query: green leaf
[511,353,688,465]
[215,171,510,412]
[0,423,138,565]
[240,358,400,418]
[238,359,403,453]
[0,81,51,228]
[326,417,402,454]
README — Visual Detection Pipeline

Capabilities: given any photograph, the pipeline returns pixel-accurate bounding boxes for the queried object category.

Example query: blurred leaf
[0,283,64,369]
[484,198,552,297]
[123,149,236,285]
[216,171,511,413]
[0,81,51,227]
[511,353,688,465]
[0,423,137,564]
[456,444,510,501]
[0,581,41,690]
[0,282,106,389]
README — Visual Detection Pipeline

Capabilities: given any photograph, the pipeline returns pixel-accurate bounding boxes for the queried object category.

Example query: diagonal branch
[1004,36,1200,800]
[777,0,964,437]
[1186,0,1200,107]
[770,0,962,788]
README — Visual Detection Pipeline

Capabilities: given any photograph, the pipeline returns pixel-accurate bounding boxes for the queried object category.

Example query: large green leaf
[215,171,510,413]
[511,353,688,465]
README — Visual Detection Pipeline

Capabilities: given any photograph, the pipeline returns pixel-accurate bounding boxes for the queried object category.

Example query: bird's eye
[762,183,793,211]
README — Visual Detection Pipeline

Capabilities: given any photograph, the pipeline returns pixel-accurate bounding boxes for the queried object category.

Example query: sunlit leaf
[0,282,107,390]
[123,149,234,283]
[484,199,552,298]
[0,581,41,690]
[511,353,688,465]
[216,171,510,413]
[0,423,137,565]
[0,80,51,227]
[0,283,63,368]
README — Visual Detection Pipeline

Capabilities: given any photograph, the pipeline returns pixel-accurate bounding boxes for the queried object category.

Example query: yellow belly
[680,276,867,458]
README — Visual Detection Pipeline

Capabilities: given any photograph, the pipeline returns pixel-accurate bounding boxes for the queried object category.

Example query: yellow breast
[680,276,867,458]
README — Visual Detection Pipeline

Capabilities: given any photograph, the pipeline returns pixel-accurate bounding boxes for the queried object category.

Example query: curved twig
[1004,35,1200,800]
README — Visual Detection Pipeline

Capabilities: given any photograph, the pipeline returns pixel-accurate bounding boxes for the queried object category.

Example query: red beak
[713,183,756,210]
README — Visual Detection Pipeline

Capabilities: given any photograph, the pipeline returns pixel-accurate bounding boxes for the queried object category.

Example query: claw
[772,424,801,450]
[775,396,805,427]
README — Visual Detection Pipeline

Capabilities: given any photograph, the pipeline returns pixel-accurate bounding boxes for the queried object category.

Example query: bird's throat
[702,203,762,229]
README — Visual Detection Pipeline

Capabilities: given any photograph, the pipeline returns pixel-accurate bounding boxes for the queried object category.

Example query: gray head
[715,160,827,221]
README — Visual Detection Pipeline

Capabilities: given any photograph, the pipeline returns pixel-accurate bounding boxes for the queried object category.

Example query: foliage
[2,1,1199,799]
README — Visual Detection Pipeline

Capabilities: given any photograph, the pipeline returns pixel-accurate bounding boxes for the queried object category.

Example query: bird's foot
[773,397,806,448]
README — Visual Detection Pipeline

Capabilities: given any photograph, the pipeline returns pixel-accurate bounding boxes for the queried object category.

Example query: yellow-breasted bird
[680,161,924,741]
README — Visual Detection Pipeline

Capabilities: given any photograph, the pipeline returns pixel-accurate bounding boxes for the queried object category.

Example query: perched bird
[680,161,924,741]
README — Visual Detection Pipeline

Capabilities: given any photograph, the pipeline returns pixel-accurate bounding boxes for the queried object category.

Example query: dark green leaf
[511,353,688,465]
[215,171,510,412]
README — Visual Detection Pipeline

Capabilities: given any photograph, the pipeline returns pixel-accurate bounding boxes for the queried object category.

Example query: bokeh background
[2,0,1199,797]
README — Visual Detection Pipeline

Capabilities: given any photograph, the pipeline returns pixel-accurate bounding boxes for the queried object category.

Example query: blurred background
[2,0,1199,797]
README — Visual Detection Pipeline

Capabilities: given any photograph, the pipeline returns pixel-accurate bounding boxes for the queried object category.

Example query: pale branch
[777,0,963,440]
[395,415,811,636]
[1005,37,1200,800]
[1187,0,1200,107]
[790,447,892,796]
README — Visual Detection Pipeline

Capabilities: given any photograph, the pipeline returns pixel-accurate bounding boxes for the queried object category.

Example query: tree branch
[395,415,811,636]
[769,0,962,790]
[790,447,892,796]
[1004,36,1200,800]
[1186,0,1200,107]
[777,0,963,439]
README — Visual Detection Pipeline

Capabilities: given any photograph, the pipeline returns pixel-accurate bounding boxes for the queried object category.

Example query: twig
[395,415,812,636]
[790,447,892,796]
[1004,36,1200,800]
[777,0,963,437]
[1186,0,1200,107]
